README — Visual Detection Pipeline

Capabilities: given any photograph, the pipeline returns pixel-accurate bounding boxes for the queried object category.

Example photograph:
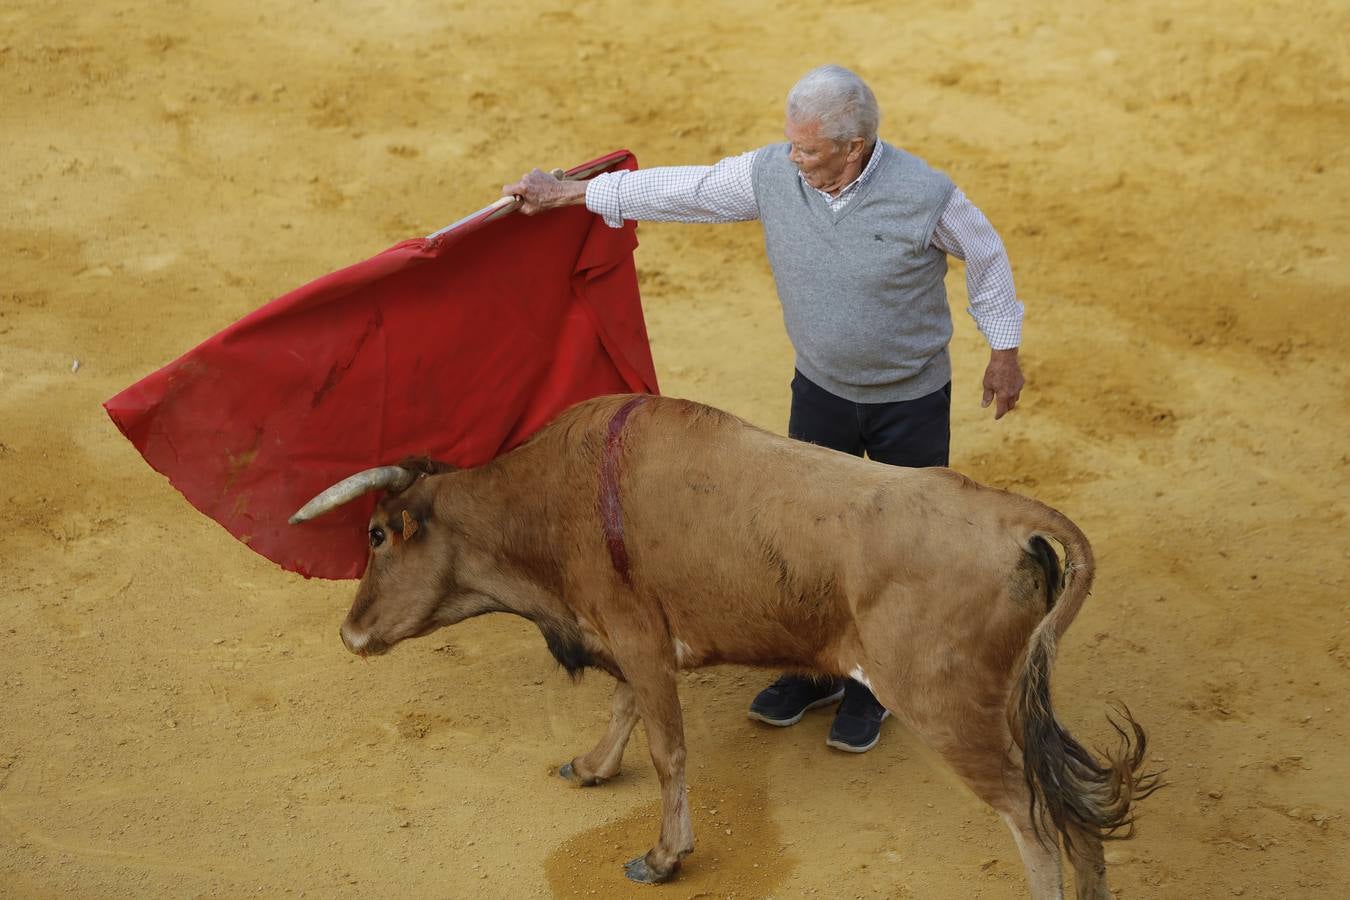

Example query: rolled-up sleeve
[931,187,1024,350]
[585,150,761,228]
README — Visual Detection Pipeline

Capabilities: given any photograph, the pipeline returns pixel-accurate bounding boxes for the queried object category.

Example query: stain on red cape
[104,151,657,580]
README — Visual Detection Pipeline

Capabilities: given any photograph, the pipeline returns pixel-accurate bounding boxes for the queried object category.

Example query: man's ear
[401,509,419,541]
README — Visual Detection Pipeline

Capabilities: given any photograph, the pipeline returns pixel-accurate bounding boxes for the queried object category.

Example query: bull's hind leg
[869,675,1066,900]
[942,735,1064,898]
[1066,833,1110,900]
[998,798,1066,900]
[984,745,1109,900]
[933,717,1064,899]
[560,679,639,786]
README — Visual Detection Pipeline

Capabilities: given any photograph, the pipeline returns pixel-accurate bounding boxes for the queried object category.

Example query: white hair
[785,65,880,147]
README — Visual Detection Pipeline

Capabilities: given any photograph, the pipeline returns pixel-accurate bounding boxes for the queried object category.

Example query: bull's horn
[288,466,417,524]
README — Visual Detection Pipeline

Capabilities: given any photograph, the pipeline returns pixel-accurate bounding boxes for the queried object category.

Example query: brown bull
[291,393,1158,899]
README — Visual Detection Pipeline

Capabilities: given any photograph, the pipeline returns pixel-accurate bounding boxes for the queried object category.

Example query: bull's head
[289,461,485,657]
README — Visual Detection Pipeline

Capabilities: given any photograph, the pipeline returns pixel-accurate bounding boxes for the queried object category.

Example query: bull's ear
[401,509,420,541]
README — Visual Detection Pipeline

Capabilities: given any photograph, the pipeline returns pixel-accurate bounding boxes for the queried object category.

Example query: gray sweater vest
[751,141,956,403]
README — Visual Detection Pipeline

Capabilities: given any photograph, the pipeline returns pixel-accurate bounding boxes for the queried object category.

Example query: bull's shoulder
[641,395,749,432]
[546,394,752,445]
[527,394,647,449]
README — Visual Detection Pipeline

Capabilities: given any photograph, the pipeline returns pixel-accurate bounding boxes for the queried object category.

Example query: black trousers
[788,370,951,468]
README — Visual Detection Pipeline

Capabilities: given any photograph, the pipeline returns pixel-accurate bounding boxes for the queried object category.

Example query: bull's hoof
[558,761,608,787]
[623,854,677,884]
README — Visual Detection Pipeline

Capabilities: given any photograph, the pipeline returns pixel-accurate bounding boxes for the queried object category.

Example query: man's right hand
[502,169,589,215]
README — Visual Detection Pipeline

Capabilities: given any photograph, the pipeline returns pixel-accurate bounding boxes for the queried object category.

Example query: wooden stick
[425,155,630,241]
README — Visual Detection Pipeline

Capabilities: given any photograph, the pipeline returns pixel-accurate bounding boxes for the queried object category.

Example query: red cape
[105,150,657,579]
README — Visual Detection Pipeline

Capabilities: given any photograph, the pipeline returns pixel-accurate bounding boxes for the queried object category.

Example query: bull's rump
[567,395,1041,670]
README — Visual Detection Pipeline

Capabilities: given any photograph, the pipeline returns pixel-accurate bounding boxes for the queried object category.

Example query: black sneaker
[825,679,890,753]
[747,674,845,726]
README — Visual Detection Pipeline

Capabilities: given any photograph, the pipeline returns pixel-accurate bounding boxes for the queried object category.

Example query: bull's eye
[369,526,386,548]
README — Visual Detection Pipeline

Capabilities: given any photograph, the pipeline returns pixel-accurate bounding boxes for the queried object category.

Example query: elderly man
[505,64,1025,754]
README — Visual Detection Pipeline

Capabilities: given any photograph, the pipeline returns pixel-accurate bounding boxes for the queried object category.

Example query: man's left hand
[981,348,1024,420]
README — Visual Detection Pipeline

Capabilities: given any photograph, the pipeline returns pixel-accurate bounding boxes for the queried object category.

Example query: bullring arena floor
[2,1,1347,897]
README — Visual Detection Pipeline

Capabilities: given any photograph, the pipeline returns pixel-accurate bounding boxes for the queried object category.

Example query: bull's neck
[437,456,571,623]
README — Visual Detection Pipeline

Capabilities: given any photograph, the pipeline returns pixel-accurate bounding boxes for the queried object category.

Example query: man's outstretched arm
[504,151,761,226]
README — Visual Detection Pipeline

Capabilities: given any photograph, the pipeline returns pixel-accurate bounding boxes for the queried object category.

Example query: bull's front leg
[559,679,638,786]
[612,649,693,883]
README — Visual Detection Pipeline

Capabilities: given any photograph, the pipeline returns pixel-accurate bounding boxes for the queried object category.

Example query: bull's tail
[1012,510,1162,851]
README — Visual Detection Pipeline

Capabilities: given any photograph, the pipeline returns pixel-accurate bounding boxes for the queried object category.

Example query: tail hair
[1017,637,1165,850]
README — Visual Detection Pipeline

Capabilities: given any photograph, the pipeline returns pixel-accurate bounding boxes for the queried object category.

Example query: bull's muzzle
[339,622,386,657]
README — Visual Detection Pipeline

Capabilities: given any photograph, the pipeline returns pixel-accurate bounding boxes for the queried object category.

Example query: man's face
[785,118,865,194]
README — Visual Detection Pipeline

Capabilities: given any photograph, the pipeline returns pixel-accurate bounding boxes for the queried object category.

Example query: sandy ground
[3,0,1348,897]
